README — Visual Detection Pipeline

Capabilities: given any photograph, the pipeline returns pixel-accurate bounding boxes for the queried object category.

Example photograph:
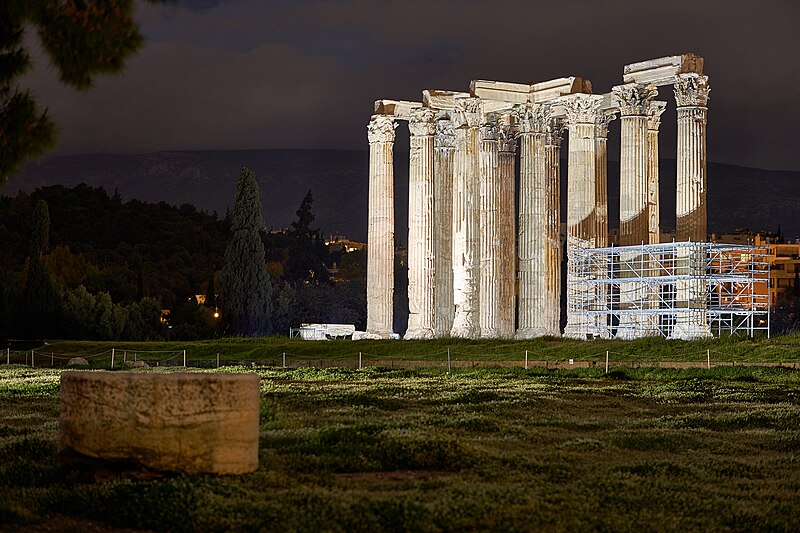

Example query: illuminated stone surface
[367,54,710,341]
[366,114,396,338]
[59,371,260,475]
[405,108,437,340]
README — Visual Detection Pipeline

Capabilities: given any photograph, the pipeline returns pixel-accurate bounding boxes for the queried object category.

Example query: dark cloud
[19,0,800,170]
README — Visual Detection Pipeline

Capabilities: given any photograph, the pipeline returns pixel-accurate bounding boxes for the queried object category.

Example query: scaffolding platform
[567,242,770,339]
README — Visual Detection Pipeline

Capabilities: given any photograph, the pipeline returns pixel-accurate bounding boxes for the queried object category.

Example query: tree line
[0,176,366,341]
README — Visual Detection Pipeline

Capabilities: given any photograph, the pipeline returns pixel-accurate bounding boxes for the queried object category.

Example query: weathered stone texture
[59,372,260,475]
[366,114,396,337]
[405,108,437,339]
[368,54,712,342]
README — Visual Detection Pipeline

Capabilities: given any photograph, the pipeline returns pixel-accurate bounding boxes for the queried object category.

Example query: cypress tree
[220,167,272,336]
[285,190,329,283]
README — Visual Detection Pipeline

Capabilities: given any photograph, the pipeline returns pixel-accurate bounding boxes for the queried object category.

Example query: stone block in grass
[59,371,260,475]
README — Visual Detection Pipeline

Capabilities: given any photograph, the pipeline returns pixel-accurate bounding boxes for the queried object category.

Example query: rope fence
[1,347,798,371]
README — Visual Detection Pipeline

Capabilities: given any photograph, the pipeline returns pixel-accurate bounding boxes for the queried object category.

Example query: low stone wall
[60,371,260,475]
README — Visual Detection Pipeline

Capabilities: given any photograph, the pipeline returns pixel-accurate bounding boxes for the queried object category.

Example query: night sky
[20,0,800,171]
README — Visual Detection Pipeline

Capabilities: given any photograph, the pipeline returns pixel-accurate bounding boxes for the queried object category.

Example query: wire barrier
[2,347,798,371]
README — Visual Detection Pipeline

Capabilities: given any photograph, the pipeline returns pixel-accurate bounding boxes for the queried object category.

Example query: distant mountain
[7,149,800,243]
[11,150,373,241]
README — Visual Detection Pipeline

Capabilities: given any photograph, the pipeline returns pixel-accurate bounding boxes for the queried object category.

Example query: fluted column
[593,110,616,338]
[405,108,436,339]
[671,74,711,340]
[594,111,616,248]
[479,115,501,338]
[366,114,397,337]
[613,84,658,339]
[646,101,667,244]
[674,74,710,242]
[544,119,565,336]
[516,104,556,338]
[450,97,482,338]
[614,83,657,246]
[434,115,455,337]
[496,115,517,338]
[563,95,602,339]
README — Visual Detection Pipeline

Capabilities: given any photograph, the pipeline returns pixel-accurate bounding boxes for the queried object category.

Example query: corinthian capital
[408,107,436,137]
[497,114,518,153]
[612,83,658,116]
[674,74,710,107]
[480,113,500,141]
[452,97,482,129]
[434,117,455,149]
[516,103,551,134]
[562,94,602,124]
[646,101,668,130]
[595,109,618,138]
[367,114,396,144]
[545,118,566,147]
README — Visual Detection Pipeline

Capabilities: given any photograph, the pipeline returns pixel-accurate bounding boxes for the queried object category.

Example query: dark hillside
[9,150,800,243]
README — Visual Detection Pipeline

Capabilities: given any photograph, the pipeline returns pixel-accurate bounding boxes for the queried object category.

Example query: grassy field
[1,364,799,531]
[9,333,800,368]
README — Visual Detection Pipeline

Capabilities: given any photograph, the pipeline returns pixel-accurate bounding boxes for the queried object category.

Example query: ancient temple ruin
[364,54,769,340]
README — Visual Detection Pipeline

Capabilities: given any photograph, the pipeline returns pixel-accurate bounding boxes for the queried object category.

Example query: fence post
[447,348,451,373]
[525,350,528,370]
[605,351,609,373]
[51,352,54,366]
[111,348,115,369]
[282,352,286,368]
[707,349,711,370]
[6,347,9,365]
[216,352,220,368]
[359,352,362,369]
[183,349,187,368]
[31,350,34,368]
[124,351,127,363]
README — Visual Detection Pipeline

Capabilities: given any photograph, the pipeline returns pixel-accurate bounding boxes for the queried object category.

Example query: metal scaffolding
[567,242,770,339]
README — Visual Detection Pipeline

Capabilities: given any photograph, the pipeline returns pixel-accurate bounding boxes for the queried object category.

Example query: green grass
[9,332,800,369]
[1,364,799,531]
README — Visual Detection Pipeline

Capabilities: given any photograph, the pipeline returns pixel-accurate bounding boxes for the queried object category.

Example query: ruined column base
[515,327,560,339]
[616,319,660,340]
[563,323,591,340]
[357,330,393,340]
[450,325,481,339]
[669,321,712,340]
[479,327,501,339]
[60,372,260,475]
[404,327,435,340]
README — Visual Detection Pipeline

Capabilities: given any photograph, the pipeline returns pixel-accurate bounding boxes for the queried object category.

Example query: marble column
[593,110,616,338]
[563,95,602,339]
[614,84,657,247]
[434,115,455,337]
[594,110,616,249]
[644,101,667,336]
[497,115,517,338]
[479,115,501,338]
[516,104,559,338]
[544,118,565,336]
[613,84,658,339]
[674,74,710,242]
[450,97,482,338]
[646,101,667,244]
[366,114,397,337]
[671,74,711,340]
[405,108,436,339]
